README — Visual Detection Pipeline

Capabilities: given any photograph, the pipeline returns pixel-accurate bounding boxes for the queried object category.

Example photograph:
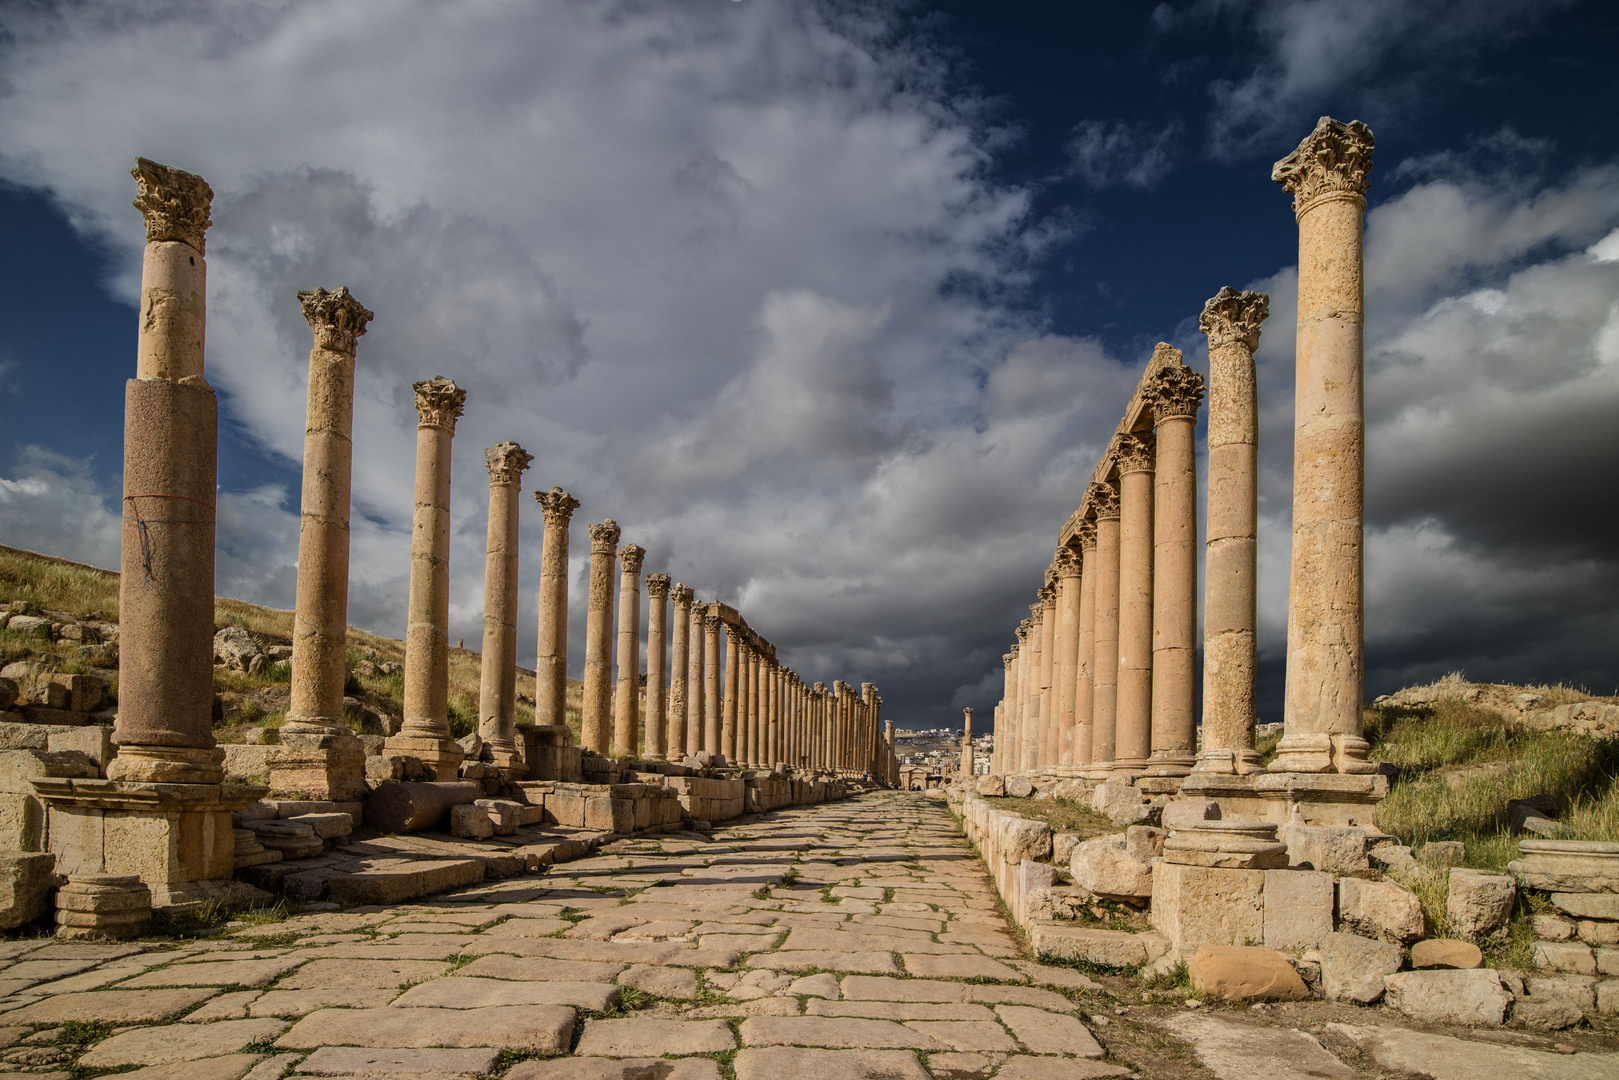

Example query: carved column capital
[1054,547,1081,579]
[1149,366,1206,422]
[1003,652,1015,669]
[814,682,827,694]
[535,487,580,523]
[1076,519,1098,549]
[297,286,374,355]
[619,544,646,575]
[723,621,744,643]
[131,157,213,253]
[413,376,466,431]
[1272,116,1374,217]
[1088,482,1121,520]
[484,442,533,485]
[646,573,671,598]
[670,583,694,607]
[703,613,723,634]
[1200,287,1270,352]
[1114,432,1156,474]
[588,519,621,554]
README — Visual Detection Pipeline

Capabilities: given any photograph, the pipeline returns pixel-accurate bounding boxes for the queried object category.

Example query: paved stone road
[0,793,1130,1080]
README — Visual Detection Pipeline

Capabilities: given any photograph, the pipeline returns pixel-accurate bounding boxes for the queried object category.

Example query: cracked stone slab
[77,1019,289,1067]
[121,959,306,988]
[737,1016,947,1050]
[573,1018,735,1057]
[103,1055,267,1080]
[276,1005,575,1053]
[1162,1014,1355,1080]
[391,976,619,1012]
[4,988,218,1024]
[295,1046,502,1077]
[732,1048,929,1080]
[1327,1022,1619,1080]
[507,1059,722,1080]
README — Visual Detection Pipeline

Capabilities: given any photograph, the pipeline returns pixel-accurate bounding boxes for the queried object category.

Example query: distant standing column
[1271,117,1378,775]
[1113,433,1156,776]
[272,286,374,799]
[533,489,580,730]
[689,604,708,756]
[109,160,222,785]
[669,584,693,762]
[767,661,780,765]
[961,708,974,777]
[1053,549,1081,768]
[722,623,742,763]
[1147,367,1205,779]
[1089,483,1122,773]
[581,520,620,755]
[1074,521,1098,765]
[1038,584,1058,768]
[386,376,468,781]
[644,574,671,761]
[1022,605,1044,771]
[1198,289,1268,775]
[998,652,1016,773]
[746,645,761,766]
[613,544,646,758]
[477,442,534,777]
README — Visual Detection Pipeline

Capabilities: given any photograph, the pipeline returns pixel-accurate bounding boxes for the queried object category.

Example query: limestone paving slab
[1163,1014,1354,1080]
[506,1059,722,1080]
[1327,1022,1619,1080]
[77,1018,289,1067]
[122,958,306,988]
[4,988,217,1024]
[108,1054,267,1080]
[616,965,698,1000]
[295,1047,502,1077]
[392,976,619,1012]
[455,955,625,983]
[839,976,967,1002]
[806,1000,997,1021]
[737,1016,946,1050]
[991,1058,1131,1080]
[747,950,900,975]
[902,1020,1017,1052]
[249,987,400,1017]
[994,1006,1103,1057]
[277,960,450,990]
[731,1047,930,1080]
[900,954,1025,982]
[573,1018,734,1057]
[276,1006,575,1053]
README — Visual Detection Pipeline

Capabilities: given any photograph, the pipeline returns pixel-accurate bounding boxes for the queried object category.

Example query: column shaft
[645,575,670,761]
[722,626,740,762]
[581,521,619,756]
[1053,550,1081,767]
[1147,369,1203,778]
[534,489,579,731]
[669,585,692,762]
[703,614,722,755]
[1074,526,1098,765]
[1114,435,1155,775]
[1090,484,1122,771]
[1038,590,1057,768]
[477,443,533,775]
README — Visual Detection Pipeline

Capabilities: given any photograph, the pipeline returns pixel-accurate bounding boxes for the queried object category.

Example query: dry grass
[0,544,119,618]
[994,796,1116,838]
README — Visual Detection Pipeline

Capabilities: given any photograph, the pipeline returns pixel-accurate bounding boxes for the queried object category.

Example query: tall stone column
[581,520,620,755]
[961,707,974,778]
[689,603,707,757]
[746,645,760,766]
[862,683,879,775]
[533,489,579,730]
[270,286,374,799]
[1011,628,1029,773]
[722,623,742,763]
[1053,549,1081,768]
[767,662,780,765]
[477,442,534,777]
[812,683,827,768]
[998,651,1015,773]
[1074,521,1098,765]
[386,376,468,781]
[1145,368,1204,779]
[109,159,223,785]
[1022,604,1044,771]
[1113,433,1156,776]
[612,544,646,758]
[1088,483,1122,774]
[887,719,897,785]
[645,574,671,761]
[703,612,722,755]
[1272,117,1378,776]
[1038,584,1058,768]
[669,584,693,761]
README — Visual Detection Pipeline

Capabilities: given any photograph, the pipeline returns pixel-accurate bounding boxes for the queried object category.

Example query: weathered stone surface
[899,953,1023,982]
[787,972,841,999]
[509,1059,721,1080]
[993,1005,1104,1055]
[1278,823,1368,875]
[1383,968,1509,1026]
[1188,945,1309,1001]
[78,1019,288,1067]
[1447,868,1514,940]
[248,987,399,1017]
[738,1016,943,1050]
[122,957,305,988]
[1318,932,1402,1004]
[577,1018,735,1056]
[1411,939,1483,970]
[1337,877,1424,944]
[1164,1014,1355,1080]
[1550,892,1619,920]
[0,853,57,931]
[392,976,619,1011]
[617,964,698,1000]
[298,1047,501,1077]
[456,955,624,983]
[1534,940,1596,974]
[277,958,447,989]
[1329,1021,1619,1080]
[732,1048,929,1080]
[748,950,899,974]
[277,1006,575,1052]
[1261,869,1333,950]
[1027,922,1147,969]
[4,988,216,1024]
[1068,835,1152,900]
[1507,839,1619,894]
[1150,862,1263,950]
[992,1059,1131,1080]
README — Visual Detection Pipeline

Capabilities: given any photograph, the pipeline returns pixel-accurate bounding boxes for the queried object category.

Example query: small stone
[1383,968,1509,1026]
[787,972,841,999]
[1337,877,1424,945]
[1411,938,1483,970]
[1187,945,1309,1002]
[1447,868,1514,940]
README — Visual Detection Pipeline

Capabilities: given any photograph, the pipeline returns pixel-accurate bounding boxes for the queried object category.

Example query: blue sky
[1,0,1617,731]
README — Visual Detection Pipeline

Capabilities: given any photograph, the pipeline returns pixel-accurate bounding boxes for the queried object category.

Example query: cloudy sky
[0,0,1615,731]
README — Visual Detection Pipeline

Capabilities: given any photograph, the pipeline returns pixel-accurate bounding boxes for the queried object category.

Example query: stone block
[1124,825,1164,860]
[1533,913,1576,941]
[1410,939,1483,969]
[1150,861,1263,951]
[1507,839,1619,893]
[1337,877,1424,945]
[975,775,1005,797]
[47,726,114,770]
[267,733,367,802]
[1447,868,1514,940]
[24,680,70,709]
[0,852,56,930]
[1368,843,1418,876]
[285,812,352,839]
[1579,919,1619,945]
[1278,822,1368,874]
[1418,840,1466,868]
[1188,945,1309,1001]
[1550,892,1619,920]
[1160,799,1220,831]
[451,804,495,839]
[1261,869,1333,951]
[54,874,150,939]
[1533,940,1595,974]
[1027,922,1147,969]
[0,678,16,711]
[1069,834,1151,902]
[1383,968,1509,1026]
[42,674,103,714]
[1318,931,1403,1004]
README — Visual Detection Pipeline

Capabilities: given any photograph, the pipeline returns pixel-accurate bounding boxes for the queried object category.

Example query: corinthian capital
[1088,482,1121,520]
[1015,620,1032,643]
[413,376,466,431]
[1150,365,1206,422]
[1272,116,1374,216]
[298,286,374,355]
[1076,519,1098,549]
[618,544,646,575]
[1030,602,1047,623]
[703,613,723,634]
[131,158,213,253]
[535,487,580,523]
[814,682,826,694]
[646,573,671,598]
[1003,652,1015,669]
[484,442,533,485]
[670,583,694,607]
[1114,432,1156,474]
[588,519,621,554]
[1200,287,1269,352]
[1054,546,1080,579]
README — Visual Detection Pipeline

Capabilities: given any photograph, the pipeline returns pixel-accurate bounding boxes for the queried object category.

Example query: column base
[268,732,367,801]
[1135,776,1184,796]
[1080,764,1114,782]
[1144,752,1194,778]
[480,739,528,780]
[384,733,465,782]
[1110,757,1150,779]
[105,745,225,785]
[30,777,268,914]
[1176,770,1267,821]
[1190,748,1265,776]
[1266,732,1378,775]
[1253,771,1390,829]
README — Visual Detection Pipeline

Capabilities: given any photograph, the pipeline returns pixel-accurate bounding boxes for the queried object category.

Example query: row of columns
[992,116,1377,786]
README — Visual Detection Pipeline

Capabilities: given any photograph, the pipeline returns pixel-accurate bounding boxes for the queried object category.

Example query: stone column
[703,612,722,755]
[887,719,897,785]
[746,645,760,766]
[812,683,827,768]
[862,683,879,775]
[613,544,646,758]
[688,602,707,757]
[998,651,1015,773]
[477,442,534,777]
[1271,117,1378,775]
[767,661,780,766]
[668,584,693,762]
[270,286,374,798]
[1196,289,1268,775]
[386,376,468,781]
[645,574,671,761]
[1074,521,1098,765]
[1010,629,1029,773]
[109,159,223,785]
[1053,548,1081,768]
[1145,367,1204,779]
[581,520,620,755]
[1022,604,1044,771]
[722,623,742,763]
[1113,433,1156,776]
[533,488,579,731]
[1038,584,1058,768]
[1088,483,1122,774]
[961,708,974,777]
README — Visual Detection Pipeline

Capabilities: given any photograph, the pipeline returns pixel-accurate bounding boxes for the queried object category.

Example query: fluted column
[702,612,722,755]
[477,442,534,776]
[1272,117,1377,775]
[109,160,223,784]
[1053,549,1081,768]
[1074,521,1098,765]
[533,489,579,730]
[581,520,620,755]
[1198,290,1268,775]
[613,544,646,757]
[1114,432,1156,776]
[1146,367,1204,779]
[722,623,742,763]
[1088,483,1122,774]
[998,651,1015,773]
[961,708,974,778]
[387,376,468,780]
[669,584,693,762]
[645,574,670,761]
[746,645,760,766]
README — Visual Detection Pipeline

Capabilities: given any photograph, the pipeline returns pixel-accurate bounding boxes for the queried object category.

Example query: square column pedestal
[1179,771,1389,829]
[31,778,268,913]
